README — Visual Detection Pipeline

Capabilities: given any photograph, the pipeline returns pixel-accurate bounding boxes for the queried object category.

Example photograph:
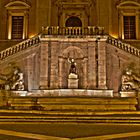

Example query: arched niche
[65,16,82,27]
[58,46,88,89]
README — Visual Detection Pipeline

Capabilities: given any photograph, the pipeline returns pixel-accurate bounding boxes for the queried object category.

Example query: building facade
[0,0,140,50]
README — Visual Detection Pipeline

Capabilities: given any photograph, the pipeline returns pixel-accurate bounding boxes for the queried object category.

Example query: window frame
[5,1,30,40]
[117,1,140,40]
[123,15,136,40]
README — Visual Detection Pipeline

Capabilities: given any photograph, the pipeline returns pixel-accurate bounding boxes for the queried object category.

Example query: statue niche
[59,46,86,89]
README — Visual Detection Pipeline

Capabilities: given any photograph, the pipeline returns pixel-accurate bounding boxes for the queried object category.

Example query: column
[8,12,12,39]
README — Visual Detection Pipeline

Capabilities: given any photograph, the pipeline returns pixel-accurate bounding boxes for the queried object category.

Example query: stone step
[6,97,138,111]
[0,112,140,123]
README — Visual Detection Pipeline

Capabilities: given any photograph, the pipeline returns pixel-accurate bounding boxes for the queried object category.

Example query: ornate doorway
[65,16,82,27]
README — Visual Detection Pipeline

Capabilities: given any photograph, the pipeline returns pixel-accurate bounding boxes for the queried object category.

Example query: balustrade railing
[0,28,139,60]
[42,26,104,35]
[107,36,140,58]
[0,35,40,60]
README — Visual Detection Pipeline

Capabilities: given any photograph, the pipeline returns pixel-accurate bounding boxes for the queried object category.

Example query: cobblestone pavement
[0,123,140,140]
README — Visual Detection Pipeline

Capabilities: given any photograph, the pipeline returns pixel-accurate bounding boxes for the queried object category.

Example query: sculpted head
[71,58,74,62]
[126,68,132,75]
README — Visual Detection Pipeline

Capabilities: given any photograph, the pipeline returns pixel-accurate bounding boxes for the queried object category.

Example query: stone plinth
[68,73,79,89]
[120,91,137,97]
[26,89,113,97]
[11,91,28,96]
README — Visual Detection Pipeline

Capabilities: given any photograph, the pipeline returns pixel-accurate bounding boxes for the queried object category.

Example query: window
[117,1,140,40]
[12,16,24,39]
[5,1,30,40]
[65,16,82,27]
[123,16,136,39]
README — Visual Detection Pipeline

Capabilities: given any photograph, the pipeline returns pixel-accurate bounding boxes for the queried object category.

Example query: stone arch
[65,16,82,27]
[62,46,85,58]
[58,46,88,89]
[5,1,31,9]
[117,1,140,8]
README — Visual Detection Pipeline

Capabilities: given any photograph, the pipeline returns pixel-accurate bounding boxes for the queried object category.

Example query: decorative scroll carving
[0,64,24,90]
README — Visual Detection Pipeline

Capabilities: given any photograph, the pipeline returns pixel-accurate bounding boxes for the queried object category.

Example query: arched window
[65,16,82,27]
[5,1,30,39]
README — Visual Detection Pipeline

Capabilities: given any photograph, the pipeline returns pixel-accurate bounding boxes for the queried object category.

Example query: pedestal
[120,91,137,97]
[68,73,79,89]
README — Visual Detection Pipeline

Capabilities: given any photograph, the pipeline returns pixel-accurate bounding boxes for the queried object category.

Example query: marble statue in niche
[68,58,79,88]
[68,58,77,74]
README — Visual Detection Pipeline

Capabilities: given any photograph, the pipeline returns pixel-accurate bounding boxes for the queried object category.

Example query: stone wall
[0,35,139,96]
[106,43,140,95]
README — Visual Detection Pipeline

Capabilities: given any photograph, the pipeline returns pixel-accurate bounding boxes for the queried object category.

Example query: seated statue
[10,68,24,90]
[0,64,24,90]
[121,68,140,91]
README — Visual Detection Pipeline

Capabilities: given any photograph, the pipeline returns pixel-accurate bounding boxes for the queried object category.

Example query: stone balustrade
[42,26,104,35]
[107,36,140,58]
[0,29,139,60]
[0,35,40,60]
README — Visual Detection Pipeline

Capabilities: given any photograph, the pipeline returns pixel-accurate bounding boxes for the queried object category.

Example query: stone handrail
[42,26,104,36]
[0,35,40,60]
[107,36,140,58]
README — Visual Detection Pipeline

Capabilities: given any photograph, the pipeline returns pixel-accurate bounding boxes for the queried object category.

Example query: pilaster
[58,57,64,88]
[26,56,34,91]
[88,42,96,89]
[39,42,49,89]
[98,40,107,89]
[83,57,88,88]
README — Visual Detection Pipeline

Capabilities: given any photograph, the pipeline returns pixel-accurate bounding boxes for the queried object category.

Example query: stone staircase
[7,96,137,111]
[0,112,140,123]
[0,27,140,123]
[0,91,139,123]
[0,34,40,60]
[0,26,139,61]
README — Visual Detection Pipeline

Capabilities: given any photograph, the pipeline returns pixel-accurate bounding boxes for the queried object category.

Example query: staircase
[7,96,137,111]
[0,95,139,123]
[0,26,139,61]
[107,36,140,58]
[0,27,140,123]
[0,34,40,60]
